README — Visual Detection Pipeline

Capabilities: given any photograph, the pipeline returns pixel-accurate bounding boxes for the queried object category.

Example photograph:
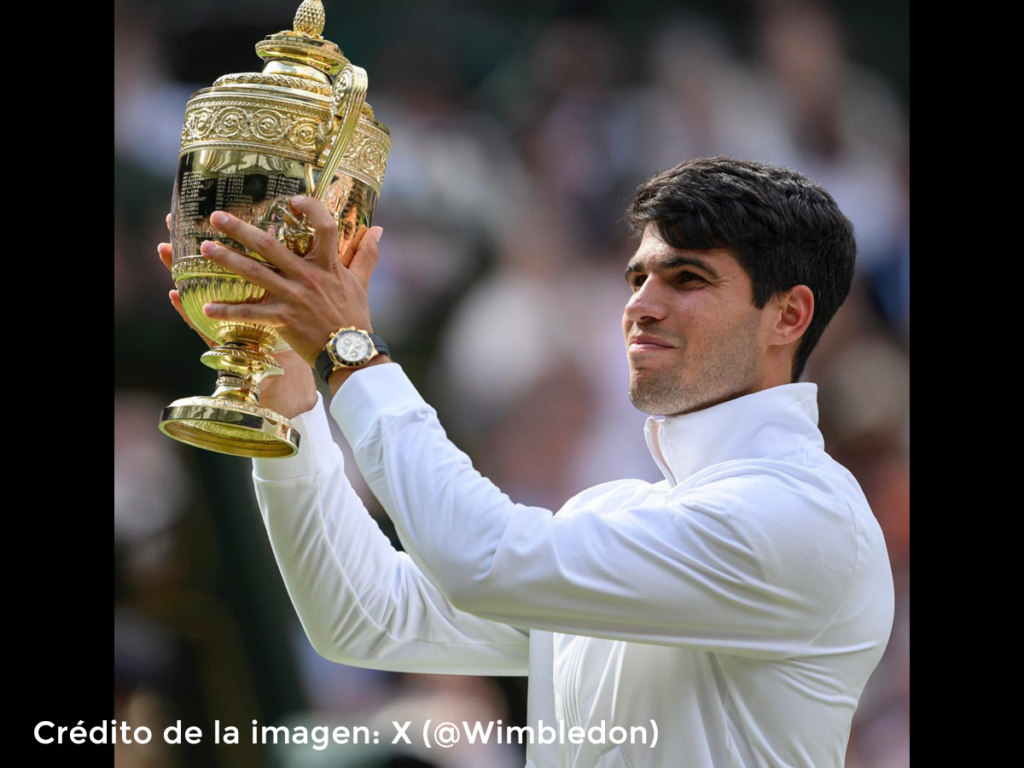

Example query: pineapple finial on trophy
[293,0,326,38]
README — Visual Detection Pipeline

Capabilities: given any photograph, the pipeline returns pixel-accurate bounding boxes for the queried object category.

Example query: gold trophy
[159,0,390,458]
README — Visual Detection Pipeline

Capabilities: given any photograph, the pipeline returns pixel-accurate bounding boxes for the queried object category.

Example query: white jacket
[252,363,894,768]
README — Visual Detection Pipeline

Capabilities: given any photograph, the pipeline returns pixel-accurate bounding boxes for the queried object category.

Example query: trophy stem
[201,341,283,397]
[158,342,300,458]
[212,372,261,402]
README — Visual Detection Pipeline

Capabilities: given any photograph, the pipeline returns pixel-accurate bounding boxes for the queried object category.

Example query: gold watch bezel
[326,327,379,369]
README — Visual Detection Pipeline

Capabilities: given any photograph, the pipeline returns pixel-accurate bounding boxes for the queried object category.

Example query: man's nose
[625,278,668,324]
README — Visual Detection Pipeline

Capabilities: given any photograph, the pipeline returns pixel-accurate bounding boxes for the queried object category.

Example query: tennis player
[159,157,895,767]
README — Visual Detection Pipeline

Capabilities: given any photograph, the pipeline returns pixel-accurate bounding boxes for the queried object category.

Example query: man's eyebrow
[624,255,721,280]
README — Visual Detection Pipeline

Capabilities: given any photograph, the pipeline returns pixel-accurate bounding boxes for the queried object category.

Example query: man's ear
[769,285,814,348]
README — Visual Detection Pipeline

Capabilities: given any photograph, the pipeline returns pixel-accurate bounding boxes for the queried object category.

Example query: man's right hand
[159,214,318,420]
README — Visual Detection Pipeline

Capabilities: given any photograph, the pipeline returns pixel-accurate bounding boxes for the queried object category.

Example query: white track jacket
[252,363,894,768]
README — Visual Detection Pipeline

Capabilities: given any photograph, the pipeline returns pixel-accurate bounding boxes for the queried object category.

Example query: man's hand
[198,196,384,370]
[158,213,318,420]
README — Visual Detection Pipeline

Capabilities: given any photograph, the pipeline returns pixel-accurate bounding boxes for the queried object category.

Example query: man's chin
[627,377,683,416]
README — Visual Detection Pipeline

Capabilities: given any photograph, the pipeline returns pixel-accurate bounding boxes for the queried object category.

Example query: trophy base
[159,396,300,458]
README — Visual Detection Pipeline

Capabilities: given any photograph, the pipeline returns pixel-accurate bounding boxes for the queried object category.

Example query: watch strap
[368,333,389,359]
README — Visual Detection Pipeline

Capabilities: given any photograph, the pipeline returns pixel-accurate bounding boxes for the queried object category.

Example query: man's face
[622,223,768,416]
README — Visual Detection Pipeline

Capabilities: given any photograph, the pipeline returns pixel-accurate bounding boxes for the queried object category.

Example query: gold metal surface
[313,64,368,199]
[159,397,300,459]
[161,0,390,458]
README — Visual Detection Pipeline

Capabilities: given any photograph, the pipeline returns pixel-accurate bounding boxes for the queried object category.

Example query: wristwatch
[313,327,390,386]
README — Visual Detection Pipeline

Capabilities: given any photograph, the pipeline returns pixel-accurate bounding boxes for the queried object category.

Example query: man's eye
[677,272,704,285]
[629,276,645,292]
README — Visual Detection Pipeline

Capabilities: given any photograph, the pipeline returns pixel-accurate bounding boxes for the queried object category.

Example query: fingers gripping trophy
[158,0,391,458]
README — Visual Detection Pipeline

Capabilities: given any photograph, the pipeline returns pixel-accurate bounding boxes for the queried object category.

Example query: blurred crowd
[114,1,909,766]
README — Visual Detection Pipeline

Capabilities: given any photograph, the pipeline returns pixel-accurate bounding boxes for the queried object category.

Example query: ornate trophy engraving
[159,0,390,458]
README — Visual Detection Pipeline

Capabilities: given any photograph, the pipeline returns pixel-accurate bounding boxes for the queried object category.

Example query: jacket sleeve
[332,364,860,660]
[251,392,529,675]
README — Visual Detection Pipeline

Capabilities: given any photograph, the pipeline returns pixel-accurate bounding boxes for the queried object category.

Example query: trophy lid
[255,0,347,76]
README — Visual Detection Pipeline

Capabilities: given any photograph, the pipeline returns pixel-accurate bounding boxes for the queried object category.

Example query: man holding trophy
[157,2,894,766]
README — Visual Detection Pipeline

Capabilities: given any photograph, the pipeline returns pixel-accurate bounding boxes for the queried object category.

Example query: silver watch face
[333,331,371,363]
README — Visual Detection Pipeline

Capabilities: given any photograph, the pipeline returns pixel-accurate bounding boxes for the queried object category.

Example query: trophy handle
[309,63,369,200]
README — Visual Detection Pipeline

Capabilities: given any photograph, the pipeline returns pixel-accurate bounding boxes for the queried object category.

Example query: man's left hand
[200,195,382,368]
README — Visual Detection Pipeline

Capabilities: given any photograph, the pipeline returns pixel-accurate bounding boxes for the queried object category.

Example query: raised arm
[331,364,864,659]
[252,392,528,675]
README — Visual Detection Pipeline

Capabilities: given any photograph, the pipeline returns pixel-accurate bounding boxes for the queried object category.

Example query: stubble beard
[627,322,763,416]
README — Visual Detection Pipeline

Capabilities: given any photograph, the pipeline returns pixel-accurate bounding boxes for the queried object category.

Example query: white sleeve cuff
[330,363,426,450]
[252,391,341,481]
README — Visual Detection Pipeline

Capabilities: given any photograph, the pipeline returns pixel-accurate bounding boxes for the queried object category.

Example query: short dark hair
[626,157,856,381]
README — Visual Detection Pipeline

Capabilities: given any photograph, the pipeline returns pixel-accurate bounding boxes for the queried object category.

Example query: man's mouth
[629,334,675,352]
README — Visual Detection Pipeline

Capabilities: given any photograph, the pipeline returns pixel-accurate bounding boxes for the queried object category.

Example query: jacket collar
[643,383,824,486]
